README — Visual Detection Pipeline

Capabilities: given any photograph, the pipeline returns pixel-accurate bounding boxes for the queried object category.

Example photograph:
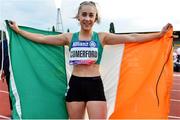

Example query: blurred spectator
[173,51,177,63]
[176,47,180,60]
[174,48,180,72]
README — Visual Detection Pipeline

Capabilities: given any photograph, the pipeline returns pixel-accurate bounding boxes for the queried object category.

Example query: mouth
[83,22,92,27]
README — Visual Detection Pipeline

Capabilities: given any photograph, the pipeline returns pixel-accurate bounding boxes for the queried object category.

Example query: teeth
[83,22,90,25]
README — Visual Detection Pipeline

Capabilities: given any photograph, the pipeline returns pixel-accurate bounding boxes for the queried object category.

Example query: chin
[85,28,91,31]
[84,26,93,30]
[82,27,91,31]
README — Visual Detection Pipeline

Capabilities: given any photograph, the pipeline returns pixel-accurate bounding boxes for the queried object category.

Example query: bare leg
[66,102,86,119]
[86,101,107,119]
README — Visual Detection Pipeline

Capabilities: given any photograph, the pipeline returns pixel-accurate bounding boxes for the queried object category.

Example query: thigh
[66,102,86,119]
[86,101,107,119]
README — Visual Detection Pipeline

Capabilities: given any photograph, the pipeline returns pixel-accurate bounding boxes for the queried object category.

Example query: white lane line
[173,78,180,84]
[173,83,180,85]
[168,116,180,119]
[0,90,9,94]
[173,74,180,77]
[171,90,180,92]
[171,99,180,102]
[0,115,11,119]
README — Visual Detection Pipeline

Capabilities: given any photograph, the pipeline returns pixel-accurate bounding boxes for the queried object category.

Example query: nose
[84,16,90,21]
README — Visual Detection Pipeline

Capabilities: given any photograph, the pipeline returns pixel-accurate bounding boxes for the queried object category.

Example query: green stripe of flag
[6,21,68,119]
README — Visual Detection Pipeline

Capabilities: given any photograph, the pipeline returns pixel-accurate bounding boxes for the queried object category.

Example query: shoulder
[62,33,73,40]
[61,32,73,43]
[98,32,111,38]
[97,32,109,45]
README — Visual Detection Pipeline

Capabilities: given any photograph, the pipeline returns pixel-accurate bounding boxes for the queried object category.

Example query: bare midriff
[72,64,100,77]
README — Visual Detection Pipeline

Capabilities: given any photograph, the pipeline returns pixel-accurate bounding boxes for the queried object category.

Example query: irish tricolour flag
[5,21,173,119]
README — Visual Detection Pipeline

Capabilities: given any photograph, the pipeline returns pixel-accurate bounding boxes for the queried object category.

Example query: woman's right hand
[9,21,21,33]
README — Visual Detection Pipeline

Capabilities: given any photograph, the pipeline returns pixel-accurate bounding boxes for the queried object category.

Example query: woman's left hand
[159,23,173,37]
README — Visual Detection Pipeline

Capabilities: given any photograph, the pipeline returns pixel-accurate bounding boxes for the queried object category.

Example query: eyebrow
[81,11,95,14]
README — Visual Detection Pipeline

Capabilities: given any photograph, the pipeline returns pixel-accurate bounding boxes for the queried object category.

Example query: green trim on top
[92,32,103,64]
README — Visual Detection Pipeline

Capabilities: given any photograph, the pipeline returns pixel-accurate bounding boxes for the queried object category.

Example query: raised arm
[9,21,70,46]
[101,23,172,45]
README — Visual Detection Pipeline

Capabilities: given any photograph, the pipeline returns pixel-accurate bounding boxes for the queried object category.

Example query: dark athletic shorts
[65,75,106,102]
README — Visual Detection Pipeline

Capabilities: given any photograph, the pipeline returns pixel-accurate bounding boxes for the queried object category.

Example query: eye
[89,13,94,18]
[82,12,87,17]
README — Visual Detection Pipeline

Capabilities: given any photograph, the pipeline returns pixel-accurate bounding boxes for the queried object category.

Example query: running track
[169,72,180,119]
[0,73,180,119]
[0,79,11,119]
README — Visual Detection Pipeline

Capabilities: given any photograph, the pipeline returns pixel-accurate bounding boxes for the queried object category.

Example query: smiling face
[78,5,97,31]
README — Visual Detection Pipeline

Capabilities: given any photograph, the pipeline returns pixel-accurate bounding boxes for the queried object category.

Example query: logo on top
[89,41,97,47]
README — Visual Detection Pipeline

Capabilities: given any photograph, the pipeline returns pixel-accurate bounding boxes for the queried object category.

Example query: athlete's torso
[68,32,103,77]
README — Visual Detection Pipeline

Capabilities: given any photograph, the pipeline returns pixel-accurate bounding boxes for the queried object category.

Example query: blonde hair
[74,1,100,23]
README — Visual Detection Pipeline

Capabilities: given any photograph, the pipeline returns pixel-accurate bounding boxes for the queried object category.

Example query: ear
[77,16,80,21]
